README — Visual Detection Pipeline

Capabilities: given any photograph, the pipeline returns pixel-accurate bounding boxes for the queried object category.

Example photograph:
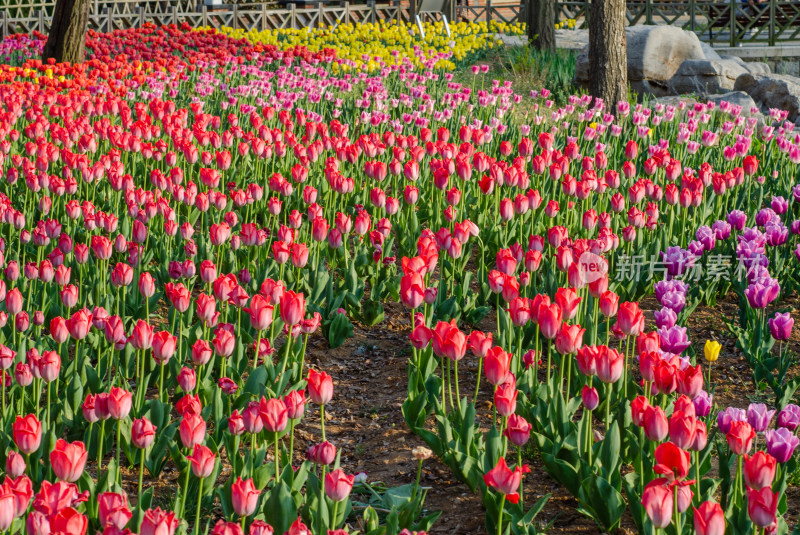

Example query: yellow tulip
[704,340,721,362]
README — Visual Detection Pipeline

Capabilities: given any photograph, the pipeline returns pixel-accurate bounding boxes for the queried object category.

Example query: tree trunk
[42,0,90,64]
[527,0,556,51]
[588,0,627,108]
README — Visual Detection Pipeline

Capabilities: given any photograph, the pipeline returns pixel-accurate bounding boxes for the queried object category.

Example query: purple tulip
[727,209,747,230]
[791,220,800,235]
[654,307,677,330]
[746,403,776,433]
[793,184,800,202]
[687,240,705,257]
[696,226,716,251]
[712,220,731,240]
[744,279,780,309]
[657,325,691,354]
[692,390,713,418]
[777,404,800,431]
[765,223,788,247]
[768,312,794,341]
[755,208,778,227]
[660,247,695,278]
[770,195,788,215]
[717,407,747,434]
[739,227,766,246]
[765,427,799,463]
[654,280,688,302]
[660,290,686,313]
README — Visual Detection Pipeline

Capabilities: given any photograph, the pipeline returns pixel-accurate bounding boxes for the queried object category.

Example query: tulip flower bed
[0,18,796,535]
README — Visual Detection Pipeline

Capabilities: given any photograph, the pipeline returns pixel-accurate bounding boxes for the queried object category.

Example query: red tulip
[231,477,260,517]
[643,406,668,442]
[482,457,529,504]
[66,309,91,340]
[179,413,206,449]
[744,451,776,490]
[50,507,87,535]
[554,287,581,320]
[595,346,623,383]
[130,320,154,351]
[140,508,178,535]
[107,387,132,420]
[537,303,562,340]
[654,441,691,481]
[259,397,288,433]
[469,331,493,357]
[617,302,644,336]
[187,444,216,478]
[484,347,512,386]
[324,469,354,501]
[581,386,600,411]
[432,320,467,361]
[131,417,157,449]
[279,291,306,326]
[641,479,673,528]
[504,414,531,447]
[400,272,424,309]
[307,369,333,405]
[599,291,619,317]
[668,411,697,450]
[5,452,25,479]
[727,420,755,456]
[213,521,244,535]
[5,475,31,518]
[178,367,196,393]
[554,323,585,355]
[98,492,133,529]
[50,439,88,483]
[747,487,779,527]
[152,331,177,364]
[13,414,41,455]
[283,390,306,420]
[212,328,235,358]
[494,384,517,417]
[191,339,213,366]
[693,501,725,535]
[245,295,274,331]
[307,441,336,466]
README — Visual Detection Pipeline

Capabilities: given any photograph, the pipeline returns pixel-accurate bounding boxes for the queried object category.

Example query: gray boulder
[669,58,770,95]
[734,73,800,120]
[575,25,709,97]
[707,91,759,113]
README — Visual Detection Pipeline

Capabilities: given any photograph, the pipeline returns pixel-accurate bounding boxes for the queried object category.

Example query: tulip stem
[274,433,281,482]
[159,363,165,402]
[604,383,612,433]
[181,459,191,516]
[138,447,146,502]
[496,494,506,535]
[116,421,122,484]
[195,476,204,532]
[331,500,339,530]
[454,359,461,406]
[473,355,484,405]
[411,458,423,504]
[46,381,51,435]
[517,447,524,508]
[254,330,262,371]
[98,420,105,472]
[320,404,326,442]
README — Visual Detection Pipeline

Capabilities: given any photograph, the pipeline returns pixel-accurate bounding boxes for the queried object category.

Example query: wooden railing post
[769,0,776,45]
[172,5,177,25]
[233,3,239,29]
[689,0,695,31]
[368,0,376,23]
[38,9,44,33]
[106,7,113,32]
[410,0,416,22]
[345,1,350,24]
[262,3,267,31]
[645,0,652,24]
[487,0,492,22]
[730,0,736,46]
[290,2,297,28]
[202,5,208,27]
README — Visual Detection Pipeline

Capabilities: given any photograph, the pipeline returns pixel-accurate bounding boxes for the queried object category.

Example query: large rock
[669,58,770,95]
[575,25,710,97]
[734,73,800,120]
[708,91,758,111]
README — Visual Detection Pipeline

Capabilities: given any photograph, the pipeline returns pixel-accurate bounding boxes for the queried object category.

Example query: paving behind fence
[1,0,799,47]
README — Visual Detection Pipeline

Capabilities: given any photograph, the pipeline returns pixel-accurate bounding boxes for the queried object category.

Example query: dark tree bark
[527,0,555,51]
[588,0,627,109]
[42,0,90,64]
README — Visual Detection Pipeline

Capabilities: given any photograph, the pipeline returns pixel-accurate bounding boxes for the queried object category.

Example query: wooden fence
[1,0,799,46]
